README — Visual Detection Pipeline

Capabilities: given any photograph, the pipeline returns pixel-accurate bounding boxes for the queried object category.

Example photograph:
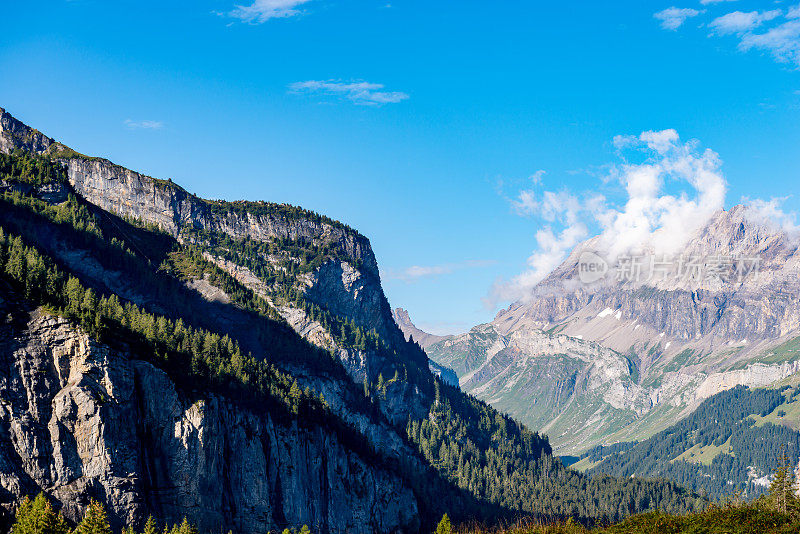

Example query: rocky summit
[427,205,800,454]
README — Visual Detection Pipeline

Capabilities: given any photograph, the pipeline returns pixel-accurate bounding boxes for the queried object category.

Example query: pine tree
[769,450,799,515]
[142,516,158,534]
[11,493,70,534]
[289,380,302,414]
[74,499,112,534]
[177,517,197,534]
[435,513,452,534]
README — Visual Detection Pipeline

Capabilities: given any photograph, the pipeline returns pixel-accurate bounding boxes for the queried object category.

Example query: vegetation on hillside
[1,149,67,185]
[11,493,204,534]
[445,455,800,533]
[583,385,800,500]
[1,149,704,528]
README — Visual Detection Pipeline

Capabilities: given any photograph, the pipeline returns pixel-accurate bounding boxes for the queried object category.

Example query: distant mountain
[0,107,701,532]
[392,308,458,386]
[427,205,800,454]
[392,307,450,348]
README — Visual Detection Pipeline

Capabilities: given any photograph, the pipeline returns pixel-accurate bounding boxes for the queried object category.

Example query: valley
[0,107,702,532]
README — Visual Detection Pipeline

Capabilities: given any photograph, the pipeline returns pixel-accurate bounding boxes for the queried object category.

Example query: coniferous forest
[582,385,800,500]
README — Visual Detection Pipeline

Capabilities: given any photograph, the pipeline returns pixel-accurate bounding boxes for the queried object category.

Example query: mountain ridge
[427,203,800,454]
[0,106,703,531]
[392,307,450,349]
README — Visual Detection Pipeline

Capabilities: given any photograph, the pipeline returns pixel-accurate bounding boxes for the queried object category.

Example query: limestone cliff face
[0,297,419,533]
[0,106,428,427]
[0,106,436,531]
[0,107,392,340]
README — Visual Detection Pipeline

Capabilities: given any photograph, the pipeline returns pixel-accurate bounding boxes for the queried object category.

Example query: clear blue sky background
[2,1,799,333]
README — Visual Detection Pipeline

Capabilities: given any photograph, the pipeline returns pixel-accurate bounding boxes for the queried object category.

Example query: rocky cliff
[0,107,435,531]
[391,309,457,387]
[0,106,431,427]
[0,290,419,533]
[392,308,450,349]
[0,106,703,528]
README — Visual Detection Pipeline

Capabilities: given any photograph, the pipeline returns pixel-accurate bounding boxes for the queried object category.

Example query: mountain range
[420,204,800,457]
[0,107,703,533]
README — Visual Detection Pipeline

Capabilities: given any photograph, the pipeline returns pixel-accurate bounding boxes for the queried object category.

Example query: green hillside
[582,385,800,500]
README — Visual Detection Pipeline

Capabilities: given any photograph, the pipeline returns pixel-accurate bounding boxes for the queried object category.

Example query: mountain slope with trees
[579,384,800,500]
[0,107,701,532]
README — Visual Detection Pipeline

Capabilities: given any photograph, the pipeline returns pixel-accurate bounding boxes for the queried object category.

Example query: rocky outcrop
[388,309,458,386]
[0,108,54,155]
[0,109,374,274]
[0,107,396,341]
[63,156,377,273]
[0,296,419,533]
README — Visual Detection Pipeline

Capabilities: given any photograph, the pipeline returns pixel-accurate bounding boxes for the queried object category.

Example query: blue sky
[2,1,799,334]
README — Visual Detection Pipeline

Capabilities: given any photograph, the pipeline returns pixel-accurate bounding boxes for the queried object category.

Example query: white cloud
[639,129,681,153]
[654,7,702,30]
[700,0,738,4]
[509,170,546,215]
[597,131,727,258]
[124,119,164,130]
[739,19,800,67]
[488,189,590,305]
[289,80,410,106]
[742,197,800,235]
[653,2,800,69]
[487,130,728,306]
[228,0,312,23]
[709,10,781,35]
[511,190,538,216]
[385,260,496,282]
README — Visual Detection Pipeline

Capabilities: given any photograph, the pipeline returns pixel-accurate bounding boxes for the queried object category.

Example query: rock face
[0,106,396,348]
[428,206,800,454]
[391,309,458,386]
[0,106,433,532]
[0,105,428,428]
[0,296,419,533]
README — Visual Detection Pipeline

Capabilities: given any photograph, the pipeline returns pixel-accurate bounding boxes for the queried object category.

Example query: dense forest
[1,149,703,529]
[439,449,800,533]
[582,385,800,500]
[10,454,800,534]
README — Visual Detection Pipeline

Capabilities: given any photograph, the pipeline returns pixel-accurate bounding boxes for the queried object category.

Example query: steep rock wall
[0,298,419,533]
